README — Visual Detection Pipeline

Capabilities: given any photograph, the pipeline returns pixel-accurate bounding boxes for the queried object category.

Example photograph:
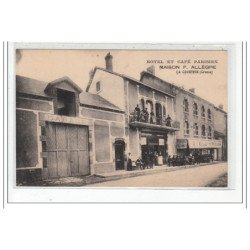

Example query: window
[140,98,145,110]
[56,89,76,116]
[156,103,162,125]
[193,123,198,136]
[96,81,101,92]
[202,125,206,137]
[208,126,212,138]
[183,98,189,113]
[184,120,189,135]
[201,105,205,118]
[207,108,212,120]
[193,102,198,116]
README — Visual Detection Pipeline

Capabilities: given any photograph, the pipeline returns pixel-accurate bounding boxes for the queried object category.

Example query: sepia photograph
[14,45,228,188]
[1,2,249,250]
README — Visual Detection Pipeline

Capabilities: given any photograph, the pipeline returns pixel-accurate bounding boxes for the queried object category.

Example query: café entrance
[141,133,167,165]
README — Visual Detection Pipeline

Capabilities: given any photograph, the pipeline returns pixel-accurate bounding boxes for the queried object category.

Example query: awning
[176,138,222,149]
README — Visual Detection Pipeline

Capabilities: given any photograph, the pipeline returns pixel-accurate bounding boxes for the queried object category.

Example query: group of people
[133,104,172,127]
[127,152,214,171]
[127,151,162,171]
[167,153,214,167]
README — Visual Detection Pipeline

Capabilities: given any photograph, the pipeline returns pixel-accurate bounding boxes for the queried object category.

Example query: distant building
[16,53,227,183]
[214,106,227,160]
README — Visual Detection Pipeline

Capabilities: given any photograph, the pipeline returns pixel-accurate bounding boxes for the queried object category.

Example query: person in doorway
[154,151,158,166]
[149,150,154,168]
[127,153,133,171]
[143,151,149,168]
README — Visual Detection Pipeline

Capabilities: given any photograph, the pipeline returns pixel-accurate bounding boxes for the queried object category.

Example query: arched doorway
[114,140,125,170]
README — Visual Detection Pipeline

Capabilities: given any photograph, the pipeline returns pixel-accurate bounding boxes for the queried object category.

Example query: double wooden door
[46,123,89,178]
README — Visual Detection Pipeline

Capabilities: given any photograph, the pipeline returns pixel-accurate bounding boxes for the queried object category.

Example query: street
[87,162,227,187]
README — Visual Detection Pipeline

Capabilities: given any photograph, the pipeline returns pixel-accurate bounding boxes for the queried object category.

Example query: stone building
[16,75,125,183]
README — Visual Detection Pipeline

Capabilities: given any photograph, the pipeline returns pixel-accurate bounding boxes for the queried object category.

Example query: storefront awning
[176,138,222,149]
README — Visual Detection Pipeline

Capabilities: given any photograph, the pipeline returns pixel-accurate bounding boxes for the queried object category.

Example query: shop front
[140,133,168,165]
[176,138,223,160]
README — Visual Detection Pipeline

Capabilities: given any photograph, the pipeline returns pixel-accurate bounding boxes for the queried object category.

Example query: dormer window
[56,89,76,116]
[96,81,101,92]
[44,76,82,117]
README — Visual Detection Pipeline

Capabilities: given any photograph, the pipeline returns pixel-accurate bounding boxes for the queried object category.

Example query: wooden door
[115,140,125,170]
[46,123,89,178]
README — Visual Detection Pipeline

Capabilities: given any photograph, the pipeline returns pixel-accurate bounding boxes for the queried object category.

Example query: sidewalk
[23,161,223,186]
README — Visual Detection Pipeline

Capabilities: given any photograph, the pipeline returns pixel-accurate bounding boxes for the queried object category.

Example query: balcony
[129,113,180,132]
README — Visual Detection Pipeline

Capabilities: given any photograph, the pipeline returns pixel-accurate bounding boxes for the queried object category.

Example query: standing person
[127,153,133,171]
[144,108,149,123]
[140,109,146,122]
[154,151,158,166]
[134,104,140,121]
[144,151,149,169]
[150,150,154,168]
[150,110,155,124]
[166,115,172,127]
[162,115,166,124]
[167,155,172,167]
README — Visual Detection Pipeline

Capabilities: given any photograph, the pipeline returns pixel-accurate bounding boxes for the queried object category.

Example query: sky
[16,49,228,111]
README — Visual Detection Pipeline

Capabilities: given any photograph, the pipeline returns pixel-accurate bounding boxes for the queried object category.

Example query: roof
[90,68,227,114]
[16,75,122,112]
[45,76,82,93]
[16,75,51,98]
[86,67,175,98]
[79,92,122,112]
[214,105,227,114]
[141,70,225,109]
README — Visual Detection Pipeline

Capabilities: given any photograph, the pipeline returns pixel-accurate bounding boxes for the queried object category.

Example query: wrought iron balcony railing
[129,113,180,131]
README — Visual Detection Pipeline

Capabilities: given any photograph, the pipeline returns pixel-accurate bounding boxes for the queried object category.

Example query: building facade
[16,75,126,183]
[16,53,227,183]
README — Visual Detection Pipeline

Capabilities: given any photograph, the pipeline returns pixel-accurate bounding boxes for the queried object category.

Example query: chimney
[86,68,95,92]
[89,68,94,79]
[105,52,113,72]
[146,65,155,75]
[219,104,224,110]
[189,88,195,93]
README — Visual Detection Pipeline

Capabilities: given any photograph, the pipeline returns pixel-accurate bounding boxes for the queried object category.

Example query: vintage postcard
[7,43,243,203]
